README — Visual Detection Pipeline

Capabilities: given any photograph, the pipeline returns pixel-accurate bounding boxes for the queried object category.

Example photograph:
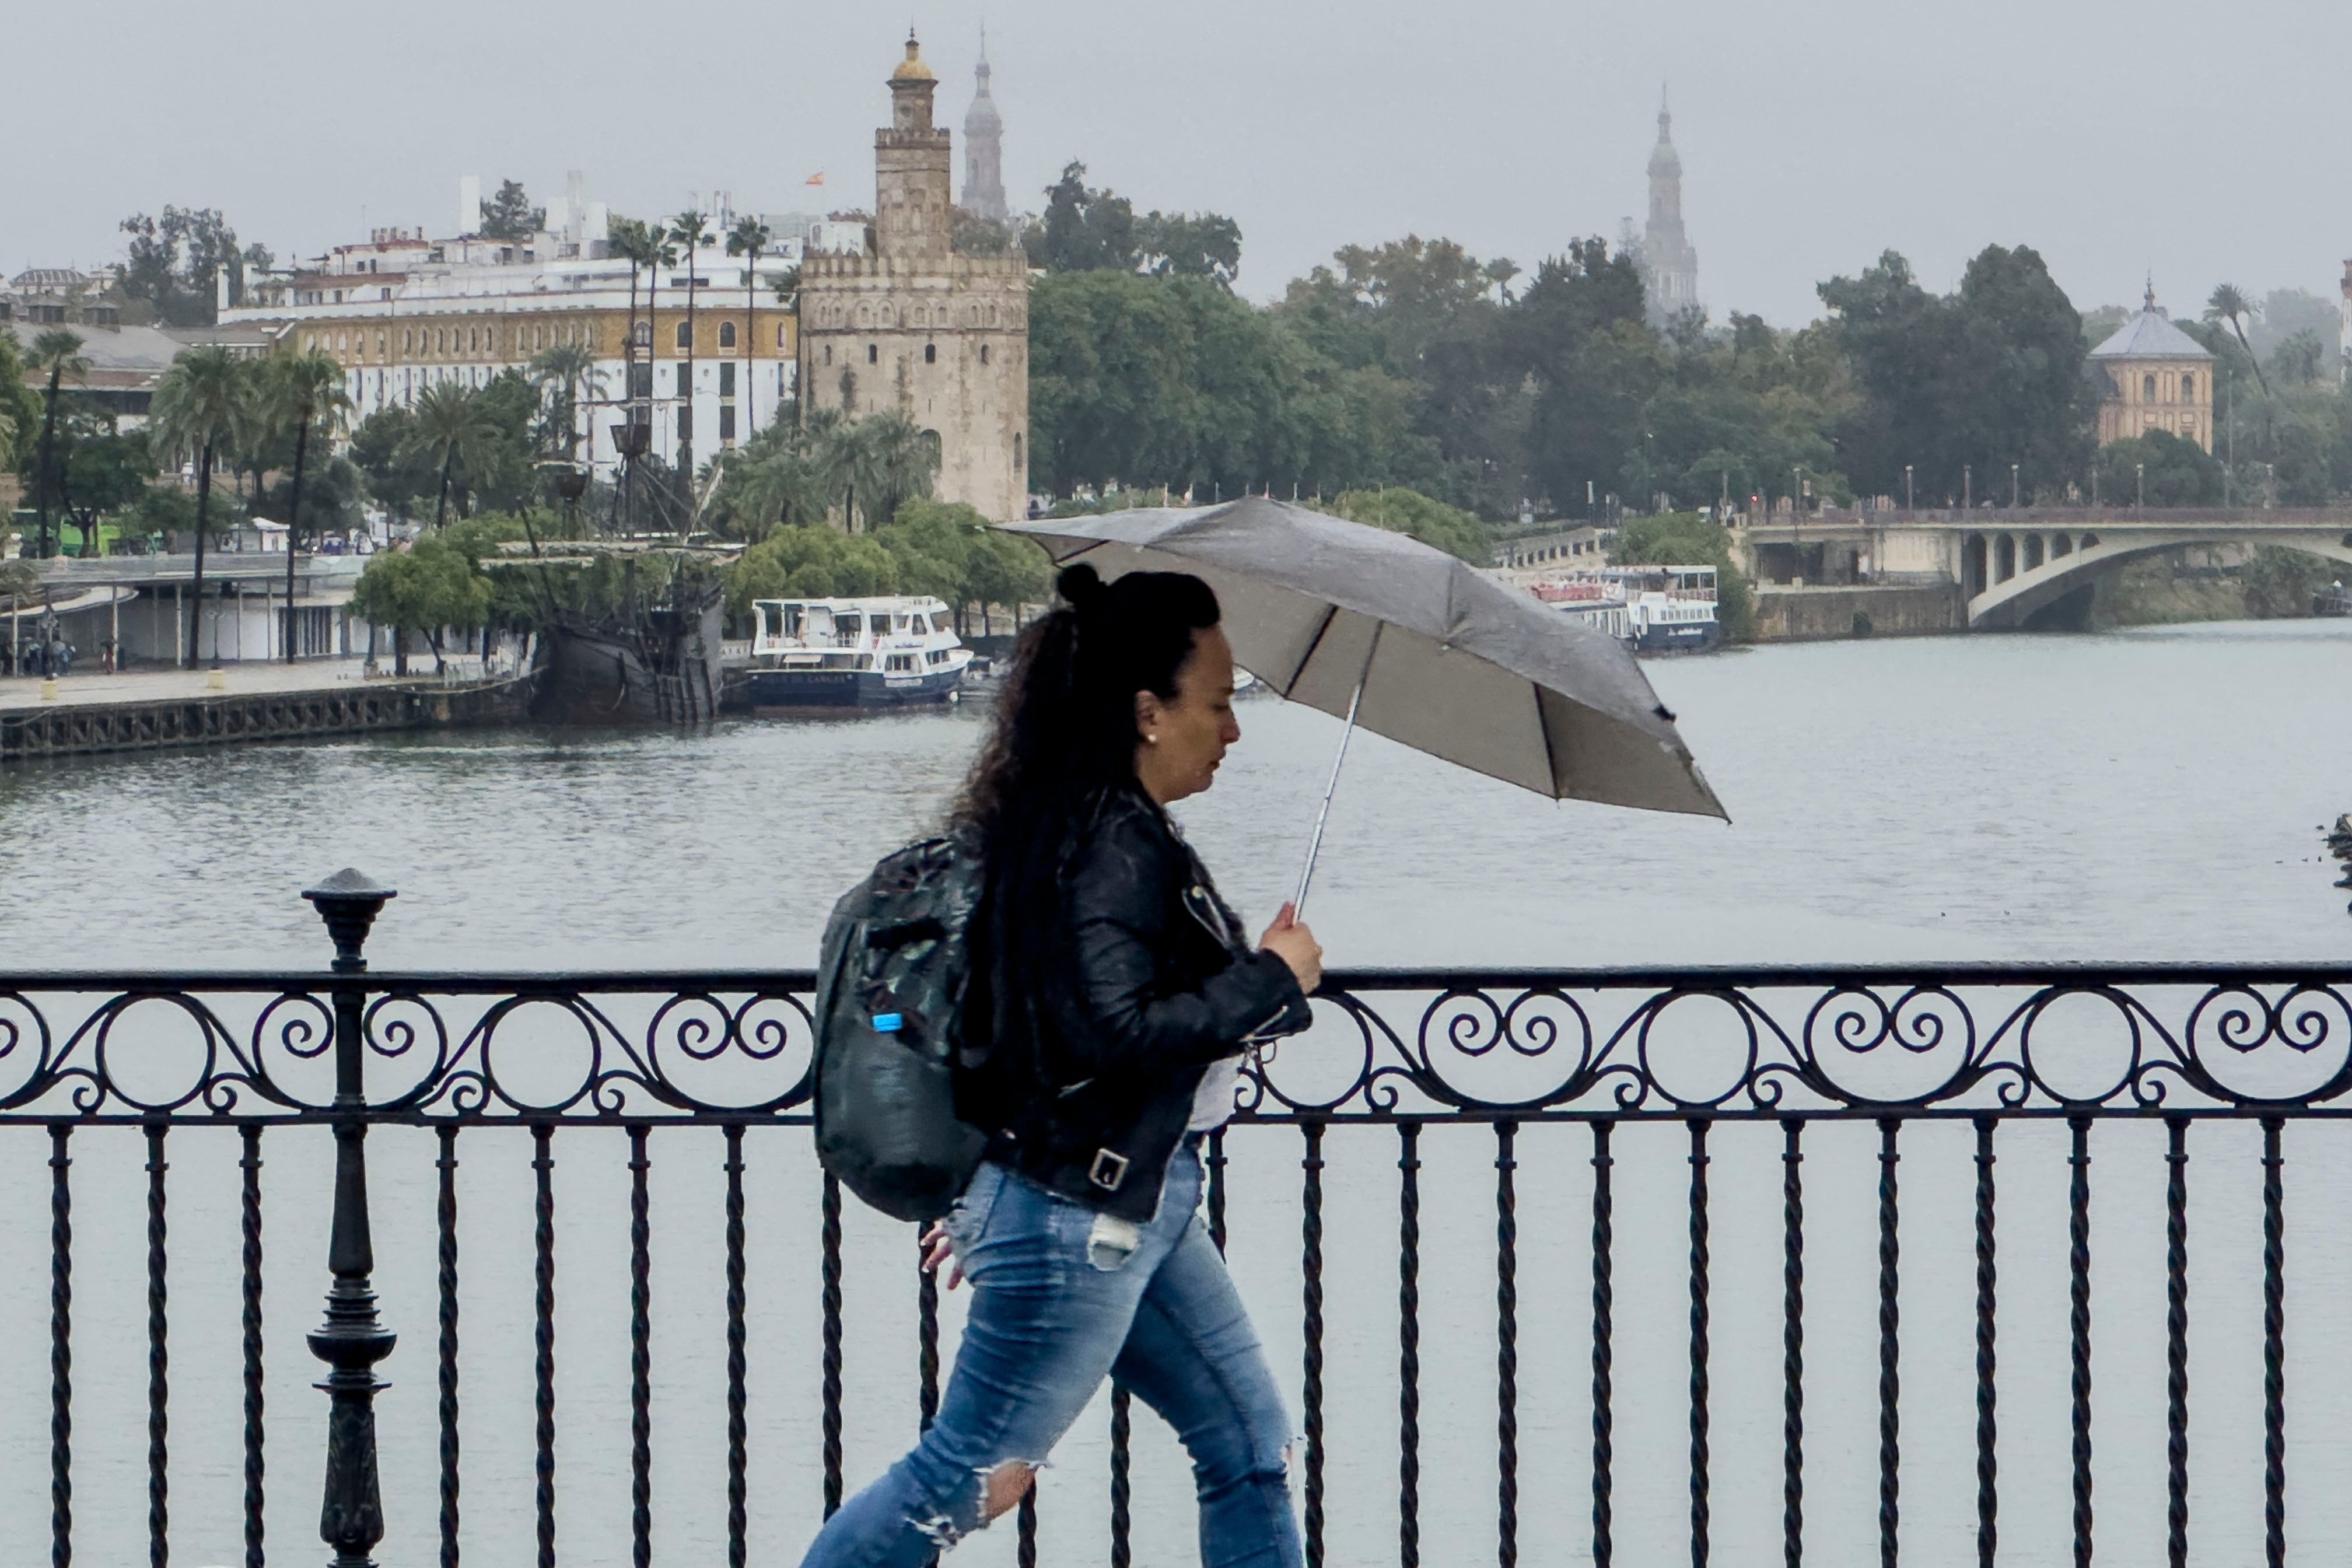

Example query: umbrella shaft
[1293,625,1380,918]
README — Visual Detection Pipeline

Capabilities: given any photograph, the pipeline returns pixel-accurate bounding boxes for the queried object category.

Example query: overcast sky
[7,0,2347,328]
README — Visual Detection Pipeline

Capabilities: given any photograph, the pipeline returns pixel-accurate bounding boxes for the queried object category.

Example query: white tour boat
[741,596,974,708]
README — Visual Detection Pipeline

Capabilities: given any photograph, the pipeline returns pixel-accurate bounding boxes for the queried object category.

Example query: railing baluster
[2068,1114,2092,1568]
[1591,1119,1615,1568]
[239,1125,264,1568]
[1399,1121,1421,1568]
[1109,1383,1132,1568]
[1301,1120,1326,1568]
[146,1122,168,1568]
[438,1124,461,1568]
[1496,1120,1518,1568]
[1782,1118,1804,1568]
[821,1170,844,1518]
[2262,1115,2285,1568]
[724,1125,747,1568]
[1877,1118,1901,1568]
[50,1124,72,1568]
[629,1125,652,1568]
[533,1122,556,1568]
[1688,1118,1710,1568]
[2164,1116,2188,1568]
[1975,1116,1997,1568]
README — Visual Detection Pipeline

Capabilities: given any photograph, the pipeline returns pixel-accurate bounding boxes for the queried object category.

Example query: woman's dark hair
[953,563,1221,1102]
[954,562,1222,834]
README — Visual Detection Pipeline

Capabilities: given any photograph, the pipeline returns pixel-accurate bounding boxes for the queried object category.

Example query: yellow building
[225,226,801,477]
[2089,286,2214,452]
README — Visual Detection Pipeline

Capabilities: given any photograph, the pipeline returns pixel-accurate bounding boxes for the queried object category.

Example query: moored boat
[737,596,972,709]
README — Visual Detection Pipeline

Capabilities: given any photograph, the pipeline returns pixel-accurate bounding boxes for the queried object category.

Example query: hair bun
[1056,562,1104,608]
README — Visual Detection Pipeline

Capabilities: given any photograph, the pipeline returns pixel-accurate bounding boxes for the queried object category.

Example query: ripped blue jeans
[797,1142,1301,1567]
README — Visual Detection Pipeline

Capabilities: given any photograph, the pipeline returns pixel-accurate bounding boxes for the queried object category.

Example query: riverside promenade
[0,655,530,757]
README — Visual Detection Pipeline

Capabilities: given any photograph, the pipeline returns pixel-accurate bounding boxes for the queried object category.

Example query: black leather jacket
[989,787,1311,1222]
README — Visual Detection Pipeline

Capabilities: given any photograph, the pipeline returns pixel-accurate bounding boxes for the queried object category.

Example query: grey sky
[8,0,2348,328]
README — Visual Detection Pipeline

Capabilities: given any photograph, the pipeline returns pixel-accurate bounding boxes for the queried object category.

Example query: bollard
[302,869,398,1568]
[207,668,226,692]
[39,679,56,701]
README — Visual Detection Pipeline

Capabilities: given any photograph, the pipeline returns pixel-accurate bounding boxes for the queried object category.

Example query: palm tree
[26,329,89,560]
[848,411,941,530]
[528,341,602,463]
[726,215,772,438]
[668,211,713,477]
[727,408,846,541]
[149,347,254,667]
[2204,284,2271,398]
[402,383,496,529]
[258,352,352,661]
[608,218,657,436]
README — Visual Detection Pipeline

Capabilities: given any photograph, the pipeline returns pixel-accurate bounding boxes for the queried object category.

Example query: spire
[2144,273,2157,312]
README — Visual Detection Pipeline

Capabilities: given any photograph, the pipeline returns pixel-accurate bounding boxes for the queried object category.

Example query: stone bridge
[1734,508,2352,629]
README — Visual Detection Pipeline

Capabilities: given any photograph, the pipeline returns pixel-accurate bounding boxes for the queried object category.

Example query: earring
[1146,734,1160,744]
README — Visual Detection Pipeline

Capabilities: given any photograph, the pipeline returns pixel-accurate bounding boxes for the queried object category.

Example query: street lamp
[1963,463,1972,509]
[1904,464,1913,511]
[2136,462,2144,510]
[2011,463,2020,509]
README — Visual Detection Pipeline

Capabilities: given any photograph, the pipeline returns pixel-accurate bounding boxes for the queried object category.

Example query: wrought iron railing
[3,874,2347,1566]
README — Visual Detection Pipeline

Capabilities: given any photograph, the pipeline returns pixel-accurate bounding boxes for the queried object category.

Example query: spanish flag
[806,172,825,187]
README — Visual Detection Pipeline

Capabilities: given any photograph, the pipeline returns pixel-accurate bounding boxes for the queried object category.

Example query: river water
[1,620,2349,1567]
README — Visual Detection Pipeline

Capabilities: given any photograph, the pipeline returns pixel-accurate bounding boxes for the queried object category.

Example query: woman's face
[1135,625,1241,806]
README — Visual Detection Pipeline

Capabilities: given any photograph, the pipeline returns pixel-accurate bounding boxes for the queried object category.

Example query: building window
[1013,432,1024,471]
[777,323,789,349]
[2180,373,2194,401]
[980,344,991,365]
[924,343,936,363]
[719,321,737,349]
[632,321,650,348]
[2143,374,2156,400]
[867,344,878,364]
[824,344,834,365]
[676,321,691,349]
[720,405,737,442]
[719,362,736,396]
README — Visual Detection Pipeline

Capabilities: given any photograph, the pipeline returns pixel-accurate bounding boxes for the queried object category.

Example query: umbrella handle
[1292,623,1380,919]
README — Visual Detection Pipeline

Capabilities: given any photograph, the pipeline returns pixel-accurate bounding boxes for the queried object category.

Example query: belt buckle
[1087,1148,1130,1191]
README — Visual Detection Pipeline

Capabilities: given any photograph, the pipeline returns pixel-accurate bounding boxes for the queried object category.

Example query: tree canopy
[118,208,271,325]
[478,180,544,242]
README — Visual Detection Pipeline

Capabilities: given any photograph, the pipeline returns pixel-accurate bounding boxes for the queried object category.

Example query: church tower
[1640,92,1700,324]
[961,32,1009,224]
[797,32,1031,523]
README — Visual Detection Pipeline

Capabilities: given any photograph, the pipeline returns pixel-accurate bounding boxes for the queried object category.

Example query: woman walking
[801,564,1324,1566]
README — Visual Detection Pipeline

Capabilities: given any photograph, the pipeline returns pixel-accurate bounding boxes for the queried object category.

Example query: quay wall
[0,676,532,761]
[1751,583,1966,642]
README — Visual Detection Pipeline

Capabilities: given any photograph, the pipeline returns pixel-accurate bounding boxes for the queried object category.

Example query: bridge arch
[1968,527,2352,628]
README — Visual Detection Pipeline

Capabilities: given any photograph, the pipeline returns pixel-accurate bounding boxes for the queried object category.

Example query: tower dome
[890,30,935,82]
[1648,106,1682,177]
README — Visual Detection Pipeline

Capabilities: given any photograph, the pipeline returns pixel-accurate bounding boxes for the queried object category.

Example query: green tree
[1027,162,1138,273]
[724,524,900,614]
[349,536,492,674]
[528,341,602,462]
[0,334,40,474]
[400,382,513,527]
[608,217,660,429]
[256,351,352,657]
[118,208,268,325]
[2092,429,2224,506]
[24,328,89,558]
[669,210,713,475]
[2203,284,2271,399]
[1321,487,1491,564]
[42,410,152,553]
[148,346,254,663]
[478,179,542,242]
[726,215,773,435]
[2271,330,2327,387]
[720,406,846,541]
[834,410,940,531]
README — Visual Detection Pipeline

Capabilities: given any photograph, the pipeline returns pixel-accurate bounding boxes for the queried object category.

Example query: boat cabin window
[835,614,864,643]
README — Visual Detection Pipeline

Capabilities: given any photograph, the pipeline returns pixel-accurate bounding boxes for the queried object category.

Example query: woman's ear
[1135,689,1165,741]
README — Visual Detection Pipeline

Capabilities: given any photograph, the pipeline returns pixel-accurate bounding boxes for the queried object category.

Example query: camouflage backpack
[812,835,991,1222]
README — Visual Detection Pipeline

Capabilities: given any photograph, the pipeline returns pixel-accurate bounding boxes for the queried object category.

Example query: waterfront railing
[2,873,2344,1566]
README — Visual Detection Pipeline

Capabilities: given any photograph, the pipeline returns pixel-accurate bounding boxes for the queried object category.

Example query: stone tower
[962,31,1009,224]
[797,32,1031,523]
[1640,91,1700,324]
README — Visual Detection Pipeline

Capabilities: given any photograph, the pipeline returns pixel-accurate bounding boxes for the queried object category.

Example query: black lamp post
[302,869,398,1568]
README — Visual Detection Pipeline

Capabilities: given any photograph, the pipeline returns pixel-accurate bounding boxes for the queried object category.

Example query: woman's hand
[1258,902,1324,994]
[920,1221,965,1290]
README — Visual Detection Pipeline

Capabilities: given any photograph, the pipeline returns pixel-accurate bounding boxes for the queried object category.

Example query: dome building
[2089,285,2214,452]
[961,32,1009,225]
[1640,93,1700,325]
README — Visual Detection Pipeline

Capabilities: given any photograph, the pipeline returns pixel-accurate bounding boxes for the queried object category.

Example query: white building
[221,177,807,481]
